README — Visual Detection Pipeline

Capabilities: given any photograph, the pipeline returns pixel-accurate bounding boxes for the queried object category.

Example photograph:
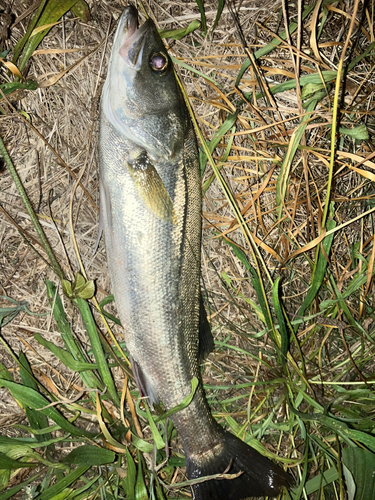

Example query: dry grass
[0,0,375,498]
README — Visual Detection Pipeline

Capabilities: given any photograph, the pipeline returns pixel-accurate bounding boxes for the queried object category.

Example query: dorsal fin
[199,296,214,361]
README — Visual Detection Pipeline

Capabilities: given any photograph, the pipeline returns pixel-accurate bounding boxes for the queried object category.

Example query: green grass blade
[61,445,115,466]
[123,448,136,500]
[98,295,121,325]
[272,277,289,365]
[0,473,41,500]
[297,207,337,319]
[291,467,339,497]
[34,333,98,372]
[73,297,119,405]
[235,3,316,85]
[0,138,63,279]
[19,353,51,442]
[0,452,36,470]
[194,0,207,35]
[144,403,165,450]
[0,379,96,438]
[342,448,375,500]
[16,0,79,73]
[135,451,148,500]
[347,41,375,72]
[200,111,238,176]
[155,376,198,423]
[171,56,218,85]
[212,0,224,32]
[46,281,104,391]
[276,98,319,217]
[12,0,48,63]
[0,80,38,100]
[221,236,272,329]
[203,125,235,193]
[159,20,200,40]
[37,465,90,500]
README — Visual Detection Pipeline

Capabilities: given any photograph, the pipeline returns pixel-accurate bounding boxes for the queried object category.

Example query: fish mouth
[117,5,152,70]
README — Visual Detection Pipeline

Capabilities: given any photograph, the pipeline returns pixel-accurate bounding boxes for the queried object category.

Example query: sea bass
[99,6,291,499]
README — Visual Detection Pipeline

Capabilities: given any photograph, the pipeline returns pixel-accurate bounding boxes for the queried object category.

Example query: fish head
[102,6,189,161]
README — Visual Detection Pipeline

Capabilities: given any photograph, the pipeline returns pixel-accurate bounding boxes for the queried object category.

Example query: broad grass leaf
[62,445,115,466]
[244,70,337,101]
[131,436,153,454]
[46,281,105,393]
[144,403,165,450]
[0,452,35,470]
[70,0,90,22]
[34,333,98,372]
[159,20,200,40]
[37,465,90,500]
[342,448,375,500]
[339,124,369,141]
[0,379,95,438]
[155,376,198,423]
[0,363,13,382]
[0,80,38,101]
[343,465,356,500]
[221,236,271,328]
[74,297,119,404]
[19,352,51,442]
[135,451,148,500]
[123,448,136,500]
[291,467,338,497]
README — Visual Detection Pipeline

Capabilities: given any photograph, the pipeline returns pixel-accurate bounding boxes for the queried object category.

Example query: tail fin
[186,429,292,500]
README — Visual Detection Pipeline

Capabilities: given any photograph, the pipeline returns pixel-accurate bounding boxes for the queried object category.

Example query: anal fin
[130,355,159,407]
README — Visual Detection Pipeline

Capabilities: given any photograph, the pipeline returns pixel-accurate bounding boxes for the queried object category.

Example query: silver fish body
[99,6,292,499]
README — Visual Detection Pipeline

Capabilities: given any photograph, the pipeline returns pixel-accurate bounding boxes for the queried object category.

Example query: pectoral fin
[125,150,176,223]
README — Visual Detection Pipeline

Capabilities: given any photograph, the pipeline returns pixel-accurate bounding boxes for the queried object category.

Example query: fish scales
[99,5,292,499]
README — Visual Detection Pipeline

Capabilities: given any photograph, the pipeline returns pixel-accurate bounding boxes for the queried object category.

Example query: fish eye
[150,52,168,72]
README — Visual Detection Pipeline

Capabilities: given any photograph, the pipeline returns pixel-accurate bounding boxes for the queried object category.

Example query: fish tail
[186,428,293,500]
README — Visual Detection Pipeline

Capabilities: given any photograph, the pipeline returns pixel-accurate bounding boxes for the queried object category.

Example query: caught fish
[99,5,292,499]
